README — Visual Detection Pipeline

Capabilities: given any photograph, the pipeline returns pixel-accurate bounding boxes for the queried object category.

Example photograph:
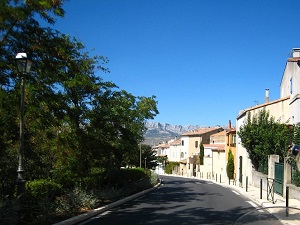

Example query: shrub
[26,179,62,201]
[105,168,148,188]
[55,187,98,216]
[149,170,159,185]
[52,170,78,189]
[226,150,234,180]
[165,162,179,174]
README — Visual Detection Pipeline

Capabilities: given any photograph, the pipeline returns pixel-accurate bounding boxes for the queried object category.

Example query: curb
[53,181,161,225]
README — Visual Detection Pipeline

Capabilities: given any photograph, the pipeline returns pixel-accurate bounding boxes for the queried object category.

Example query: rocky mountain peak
[143,122,202,146]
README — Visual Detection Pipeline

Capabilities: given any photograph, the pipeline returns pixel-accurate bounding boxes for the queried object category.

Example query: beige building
[180,127,224,160]
[179,127,224,177]
[202,129,227,179]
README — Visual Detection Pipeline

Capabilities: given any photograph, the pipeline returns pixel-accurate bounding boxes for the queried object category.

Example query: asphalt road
[79,175,282,225]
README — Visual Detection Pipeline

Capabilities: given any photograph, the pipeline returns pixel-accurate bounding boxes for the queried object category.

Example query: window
[232,134,236,144]
[290,77,293,94]
[230,134,236,146]
[182,140,184,146]
[195,141,198,148]
[180,152,184,158]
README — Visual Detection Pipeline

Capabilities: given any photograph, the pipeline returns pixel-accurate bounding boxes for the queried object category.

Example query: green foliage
[293,123,300,144]
[226,149,234,179]
[52,170,79,190]
[124,144,158,169]
[26,179,62,201]
[165,161,180,174]
[292,166,300,186]
[290,123,300,186]
[0,1,160,224]
[156,155,168,164]
[0,0,159,200]
[149,170,160,185]
[258,159,268,174]
[238,109,293,170]
[55,187,98,217]
[104,168,148,188]
[199,141,204,165]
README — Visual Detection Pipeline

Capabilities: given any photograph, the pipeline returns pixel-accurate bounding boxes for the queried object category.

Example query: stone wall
[252,170,268,191]
[289,184,300,200]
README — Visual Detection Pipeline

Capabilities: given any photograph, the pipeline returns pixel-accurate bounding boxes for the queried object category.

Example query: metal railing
[267,178,275,204]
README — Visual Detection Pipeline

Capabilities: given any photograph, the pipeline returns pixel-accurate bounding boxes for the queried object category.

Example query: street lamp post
[139,143,142,168]
[15,52,32,196]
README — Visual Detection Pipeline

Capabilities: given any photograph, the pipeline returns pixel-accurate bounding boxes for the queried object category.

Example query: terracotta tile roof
[203,144,225,150]
[181,127,223,136]
[211,130,226,137]
[158,143,169,148]
[226,128,236,134]
[152,143,170,149]
[288,57,300,62]
[169,139,181,146]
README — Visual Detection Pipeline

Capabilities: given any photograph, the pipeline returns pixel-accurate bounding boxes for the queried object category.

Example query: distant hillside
[143,122,202,146]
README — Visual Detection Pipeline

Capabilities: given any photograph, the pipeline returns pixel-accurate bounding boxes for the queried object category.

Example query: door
[239,156,243,185]
[193,164,196,177]
[274,162,284,196]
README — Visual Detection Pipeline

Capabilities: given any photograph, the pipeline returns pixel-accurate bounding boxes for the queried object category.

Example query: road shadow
[84,177,254,225]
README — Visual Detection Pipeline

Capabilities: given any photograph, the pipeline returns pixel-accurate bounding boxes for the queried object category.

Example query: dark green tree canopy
[238,109,292,171]
[226,149,234,179]
[0,0,159,198]
[199,141,204,165]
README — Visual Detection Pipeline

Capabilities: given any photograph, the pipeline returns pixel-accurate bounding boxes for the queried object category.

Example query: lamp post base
[16,180,26,197]
[16,169,26,196]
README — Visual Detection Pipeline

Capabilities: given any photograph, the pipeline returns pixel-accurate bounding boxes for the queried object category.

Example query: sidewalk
[205,177,300,225]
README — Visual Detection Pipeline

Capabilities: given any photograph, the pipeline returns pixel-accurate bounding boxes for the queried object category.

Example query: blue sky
[50,0,300,126]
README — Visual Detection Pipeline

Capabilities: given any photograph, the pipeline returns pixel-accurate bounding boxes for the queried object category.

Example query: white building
[236,48,300,186]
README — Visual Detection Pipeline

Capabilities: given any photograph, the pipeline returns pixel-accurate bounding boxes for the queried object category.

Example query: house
[168,139,182,175]
[180,127,224,159]
[168,139,182,162]
[201,129,227,179]
[179,127,224,177]
[236,48,300,188]
[152,142,170,174]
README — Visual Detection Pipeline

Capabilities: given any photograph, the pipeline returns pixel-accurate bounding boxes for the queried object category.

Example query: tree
[238,109,293,171]
[0,0,159,197]
[199,141,204,165]
[290,123,300,186]
[226,149,234,179]
[89,90,158,171]
[156,155,168,171]
[124,144,157,169]
[0,0,67,197]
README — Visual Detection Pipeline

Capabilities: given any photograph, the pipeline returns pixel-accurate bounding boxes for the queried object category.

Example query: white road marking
[246,200,264,212]
[232,190,240,195]
[77,211,112,225]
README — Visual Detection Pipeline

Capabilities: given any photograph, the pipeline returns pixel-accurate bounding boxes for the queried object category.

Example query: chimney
[292,48,300,58]
[228,120,231,129]
[265,88,269,103]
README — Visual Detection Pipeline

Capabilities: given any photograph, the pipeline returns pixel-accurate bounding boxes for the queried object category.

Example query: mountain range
[143,122,202,146]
